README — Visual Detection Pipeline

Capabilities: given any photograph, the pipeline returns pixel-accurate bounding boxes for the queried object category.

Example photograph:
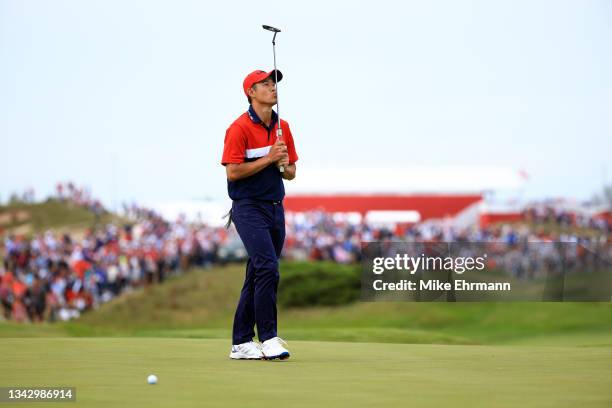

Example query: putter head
[262,25,281,33]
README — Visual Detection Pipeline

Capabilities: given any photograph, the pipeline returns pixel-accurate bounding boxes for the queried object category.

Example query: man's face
[248,76,277,105]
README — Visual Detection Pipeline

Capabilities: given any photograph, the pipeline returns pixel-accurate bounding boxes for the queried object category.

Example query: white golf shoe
[229,341,264,360]
[261,337,290,360]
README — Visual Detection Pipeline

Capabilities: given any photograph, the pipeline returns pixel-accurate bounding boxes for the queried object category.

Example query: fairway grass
[1,338,610,408]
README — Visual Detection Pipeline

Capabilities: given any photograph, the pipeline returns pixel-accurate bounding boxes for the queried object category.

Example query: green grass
[2,263,612,407]
[71,263,612,345]
[2,263,612,346]
[1,203,611,407]
[0,338,610,408]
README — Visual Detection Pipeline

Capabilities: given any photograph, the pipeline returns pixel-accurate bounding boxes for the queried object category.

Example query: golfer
[221,69,298,360]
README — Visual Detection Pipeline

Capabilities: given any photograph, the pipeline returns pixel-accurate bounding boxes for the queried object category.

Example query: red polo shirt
[221,106,298,201]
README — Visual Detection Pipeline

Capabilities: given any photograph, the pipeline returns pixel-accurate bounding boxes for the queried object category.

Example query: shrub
[278,261,361,308]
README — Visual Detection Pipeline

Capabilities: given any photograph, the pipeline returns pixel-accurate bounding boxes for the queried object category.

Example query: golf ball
[147,374,158,384]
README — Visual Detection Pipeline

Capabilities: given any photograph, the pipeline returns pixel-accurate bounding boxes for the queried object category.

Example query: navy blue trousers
[231,198,285,345]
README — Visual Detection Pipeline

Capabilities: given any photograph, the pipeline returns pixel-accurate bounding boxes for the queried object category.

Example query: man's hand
[266,140,288,164]
[281,163,296,180]
[278,155,289,168]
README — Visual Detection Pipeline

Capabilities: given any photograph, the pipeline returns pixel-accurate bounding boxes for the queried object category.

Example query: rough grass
[2,263,612,346]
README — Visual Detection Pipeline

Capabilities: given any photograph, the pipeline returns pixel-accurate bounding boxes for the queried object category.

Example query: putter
[262,24,284,173]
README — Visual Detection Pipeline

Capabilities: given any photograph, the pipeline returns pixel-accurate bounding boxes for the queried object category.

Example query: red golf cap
[243,69,283,96]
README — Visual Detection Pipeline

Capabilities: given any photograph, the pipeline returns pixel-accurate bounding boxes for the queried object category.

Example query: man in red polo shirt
[221,69,298,360]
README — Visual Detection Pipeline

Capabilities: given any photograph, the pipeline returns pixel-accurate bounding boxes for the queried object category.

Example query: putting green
[1,338,610,407]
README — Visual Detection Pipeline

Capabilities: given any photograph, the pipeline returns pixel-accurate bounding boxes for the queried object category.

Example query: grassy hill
[2,263,611,346]
[0,198,126,239]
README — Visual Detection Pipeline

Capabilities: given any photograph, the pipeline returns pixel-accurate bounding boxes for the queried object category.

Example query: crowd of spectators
[282,208,611,264]
[522,200,611,233]
[1,185,274,321]
[1,197,228,323]
[1,193,610,323]
[55,182,105,218]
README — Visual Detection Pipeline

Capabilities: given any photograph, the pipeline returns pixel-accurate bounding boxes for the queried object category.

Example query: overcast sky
[1,0,610,209]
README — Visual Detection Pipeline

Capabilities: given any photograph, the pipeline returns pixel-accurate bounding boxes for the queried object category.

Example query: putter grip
[277,128,284,173]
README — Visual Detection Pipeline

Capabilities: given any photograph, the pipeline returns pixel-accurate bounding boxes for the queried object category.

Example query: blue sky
[1,0,610,209]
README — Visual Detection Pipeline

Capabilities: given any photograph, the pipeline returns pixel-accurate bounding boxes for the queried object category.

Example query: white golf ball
[147,374,158,384]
